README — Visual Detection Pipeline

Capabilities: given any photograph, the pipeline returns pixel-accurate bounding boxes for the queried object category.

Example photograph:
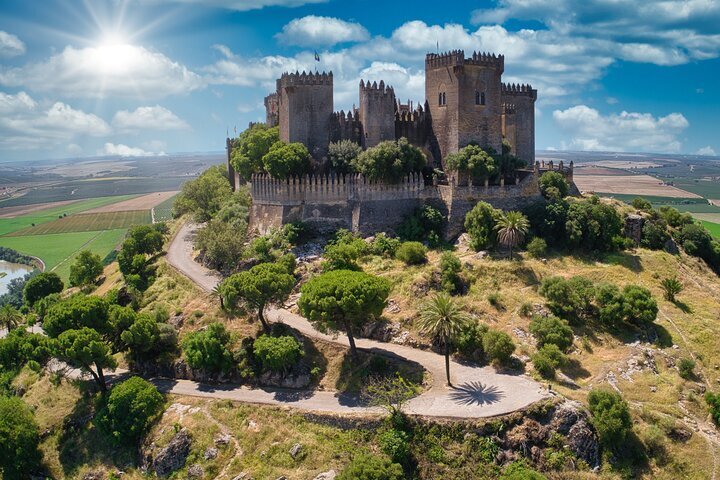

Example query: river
[0,260,33,295]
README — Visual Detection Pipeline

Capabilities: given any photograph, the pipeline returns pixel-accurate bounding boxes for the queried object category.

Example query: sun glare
[95,32,136,74]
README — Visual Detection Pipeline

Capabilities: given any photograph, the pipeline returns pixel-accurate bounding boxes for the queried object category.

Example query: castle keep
[228,50,572,237]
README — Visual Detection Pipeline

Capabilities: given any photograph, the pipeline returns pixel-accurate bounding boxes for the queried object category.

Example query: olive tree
[298,270,390,358]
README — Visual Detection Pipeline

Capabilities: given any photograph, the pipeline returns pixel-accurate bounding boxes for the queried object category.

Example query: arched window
[442,92,446,105]
[481,92,486,105]
[438,92,442,106]
[475,91,486,105]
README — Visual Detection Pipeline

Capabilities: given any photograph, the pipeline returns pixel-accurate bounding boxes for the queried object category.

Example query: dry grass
[574,174,701,198]
[83,191,179,213]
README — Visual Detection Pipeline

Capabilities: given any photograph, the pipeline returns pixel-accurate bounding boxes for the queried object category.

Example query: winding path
[160,222,549,418]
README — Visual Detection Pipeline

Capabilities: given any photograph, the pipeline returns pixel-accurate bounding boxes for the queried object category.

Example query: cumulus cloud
[112,105,189,131]
[0,44,203,99]
[0,31,25,58]
[99,143,164,157]
[0,91,110,150]
[696,146,716,156]
[276,16,370,47]
[552,105,689,153]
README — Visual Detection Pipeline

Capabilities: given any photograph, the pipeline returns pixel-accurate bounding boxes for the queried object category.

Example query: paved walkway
[160,222,549,417]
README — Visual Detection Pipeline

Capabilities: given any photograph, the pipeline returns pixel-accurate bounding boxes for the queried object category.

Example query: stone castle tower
[359,80,396,148]
[501,83,537,164]
[277,71,333,160]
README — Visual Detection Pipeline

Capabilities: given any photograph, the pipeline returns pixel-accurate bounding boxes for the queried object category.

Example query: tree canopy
[43,294,110,338]
[181,322,234,374]
[464,201,500,251]
[0,395,42,478]
[351,137,426,183]
[95,376,164,445]
[445,144,497,181]
[69,250,104,288]
[174,165,233,222]
[329,140,362,174]
[262,141,311,179]
[230,123,280,179]
[539,171,570,200]
[23,272,63,307]
[56,327,117,391]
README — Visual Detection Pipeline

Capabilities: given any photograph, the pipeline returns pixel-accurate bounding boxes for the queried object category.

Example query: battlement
[425,50,504,70]
[395,103,427,123]
[359,79,394,96]
[501,83,537,99]
[250,172,426,203]
[278,71,333,89]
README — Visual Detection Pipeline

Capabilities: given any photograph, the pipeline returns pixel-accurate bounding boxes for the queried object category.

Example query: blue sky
[0,0,718,162]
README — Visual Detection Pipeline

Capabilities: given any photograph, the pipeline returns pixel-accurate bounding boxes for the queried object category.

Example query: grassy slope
[6,210,151,236]
[152,193,178,222]
[0,195,138,236]
[701,220,720,239]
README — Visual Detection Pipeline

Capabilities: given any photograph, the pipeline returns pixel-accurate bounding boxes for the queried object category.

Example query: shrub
[397,205,444,243]
[500,462,548,480]
[0,395,41,477]
[444,144,497,180]
[660,277,683,302]
[565,196,623,253]
[196,217,248,273]
[641,215,671,250]
[174,164,232,222]
[181,323,234,374]
[678,358,696,380]
[482,329,516,365]
[329,140,362,174]
[262,141,311,179]
[23,271,64,306]
[229,123,279,179]
[621,285,658,325]
[588,388,633,450]
[539,171,569,199]
[351,137,426,183]
[539,276,595,323]
[526,237,547,258]
[253,335,303,374]
[337,453,404,480]
[487,292,504,310]
[69,250,104,288]
[532,344,567,379]
[323,239,366,271]
[706,392,720,425]
[370,233,401,258]
[529,315,574,351]
[519,302,533,318]
[631,197,653,211]
[455,321,488,360]
[378,429,410,464]
[464,201,500,251]
[439,251,462,294]
[95,376,164,445]
[395,242,427,265]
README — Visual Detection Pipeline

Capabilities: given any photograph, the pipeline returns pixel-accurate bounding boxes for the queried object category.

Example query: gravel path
[160,222,550,418]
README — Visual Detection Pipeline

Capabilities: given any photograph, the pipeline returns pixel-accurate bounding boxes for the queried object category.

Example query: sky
[0,0,719,162]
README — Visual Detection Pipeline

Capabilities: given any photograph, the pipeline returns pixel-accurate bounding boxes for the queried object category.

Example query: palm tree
[417,293,471,386]
[211,284,225,310]
[0,304,23,332]
[495,211,530,260]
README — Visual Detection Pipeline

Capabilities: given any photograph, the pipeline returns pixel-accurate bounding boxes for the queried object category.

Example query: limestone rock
[152,428,192,476]
[624,214,644,244]
[187,464,204,478]
[548,401,600,467]
[214,433,232,447]
[204,447,218,460]
[289,443,302,458]
[82,471,104,480]
[313,470,337,480]
[231,473,250,480]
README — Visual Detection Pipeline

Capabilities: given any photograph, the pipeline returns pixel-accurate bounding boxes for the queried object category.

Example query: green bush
[174,164,233,222]
[519,302,533,318]
[565,196,623,253]
[539,171,569,200]
[370,233,401,258]
[539,276,595,323]
[588,388,633,450]
[0,395,41,478]
[95,376,164,445]
[464,201,500,251]
[526,237,547,258]
[181,323,234,374]
[23,271,64,306]
[378,429,410,464]
[500,461,548,480]
[678,358,696,380]
[0,329,53,371]
[395,242,427,265]
[487,292,504,310]
[482,329,516,365]
[641,214,671,250]
[262,141,311,179]
[445,144,497,180]
[439,251,462,294]
[253,334,303,373]
[532,344,568,379]
[706,391,720,425]
[323,240,366,271]
[351,137,426,183]
[455,321,488,360]
[631,197,653,211]
[329,139,362,174]
[337,453,404,480]
[397,205,444,244]
[529,315,574,351]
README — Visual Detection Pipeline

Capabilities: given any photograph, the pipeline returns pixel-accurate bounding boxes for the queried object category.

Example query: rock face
[548,401,600,467]
[151,428,192,476]
[624,214,645,245]
[313,470,337,480]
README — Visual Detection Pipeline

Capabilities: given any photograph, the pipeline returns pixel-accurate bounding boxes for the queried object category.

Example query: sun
[94,32,137,74]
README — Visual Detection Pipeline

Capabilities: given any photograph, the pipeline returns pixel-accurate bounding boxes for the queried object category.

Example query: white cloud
[139,0,328,11]
[99,143,164,157]
[67,144,83,155]
[0,45,203,99]
[696,146,716,156]
[112,105,189,131]
[276,16,370,47]
[553,105,689,153]
[0,91,110,150]
[0,31,25,58]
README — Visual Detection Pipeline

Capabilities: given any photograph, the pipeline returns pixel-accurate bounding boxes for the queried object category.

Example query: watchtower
[277,71,333,160]
[359,80,396,148]
[501,83,537,163]
[425,51,504,165]
[264,92,279,127]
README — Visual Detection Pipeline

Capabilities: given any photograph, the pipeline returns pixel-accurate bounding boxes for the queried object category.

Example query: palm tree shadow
[449,381,504,406]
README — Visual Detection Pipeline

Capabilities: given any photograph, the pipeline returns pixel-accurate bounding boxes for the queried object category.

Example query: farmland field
[0,195,138,236]
[702,221,720,239]
[153,193,178,222]
[573,174,701,198]
[5,210,151,236]
[83,190,179,213]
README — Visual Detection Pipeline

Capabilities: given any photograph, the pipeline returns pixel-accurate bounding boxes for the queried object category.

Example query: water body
[0,260,33,295]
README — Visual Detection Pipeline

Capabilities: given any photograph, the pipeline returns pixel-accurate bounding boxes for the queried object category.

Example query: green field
[0,229,126,281]
[0,195,138,236]
[6,210,151,236]
[152,193,177,222]
[702,221,720,239]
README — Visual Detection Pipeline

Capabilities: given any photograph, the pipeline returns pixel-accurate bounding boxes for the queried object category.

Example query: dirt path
[164,222,549,419]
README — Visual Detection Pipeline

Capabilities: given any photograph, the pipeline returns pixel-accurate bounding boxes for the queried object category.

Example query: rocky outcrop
[625,214,644,245]
[148,428,193,476]
[547,400,600,467]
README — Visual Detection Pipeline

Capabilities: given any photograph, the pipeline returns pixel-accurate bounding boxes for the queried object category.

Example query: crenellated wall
[501,83,537,163]
[359,80,397,148]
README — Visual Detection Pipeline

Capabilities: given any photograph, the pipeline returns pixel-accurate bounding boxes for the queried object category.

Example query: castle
[227,50,574,238]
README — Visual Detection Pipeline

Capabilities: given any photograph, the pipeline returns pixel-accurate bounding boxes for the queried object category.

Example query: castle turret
[359,79,396,148]
[264,92,279,127]
[425,51,505,165]
[501,83,537,163]
[277,71,333,160]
